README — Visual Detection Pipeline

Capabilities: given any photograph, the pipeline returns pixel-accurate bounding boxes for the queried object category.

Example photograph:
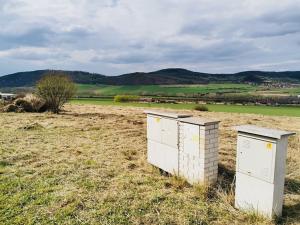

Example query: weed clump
[114,95,140,103]
[194,105,209,111]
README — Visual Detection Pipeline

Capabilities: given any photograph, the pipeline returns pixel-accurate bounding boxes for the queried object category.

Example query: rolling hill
[0,68,300,87]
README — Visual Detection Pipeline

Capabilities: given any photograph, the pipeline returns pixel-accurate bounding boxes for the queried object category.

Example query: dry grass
[0,104,299,224]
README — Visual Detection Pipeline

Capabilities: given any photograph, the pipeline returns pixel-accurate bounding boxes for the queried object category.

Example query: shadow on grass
[285,178,300,195]
[217,164,235,192]
[277,178,300,224]
[277,202,300,224]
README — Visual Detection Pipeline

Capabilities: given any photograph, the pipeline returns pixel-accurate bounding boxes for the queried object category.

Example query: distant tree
[36,72,76,113]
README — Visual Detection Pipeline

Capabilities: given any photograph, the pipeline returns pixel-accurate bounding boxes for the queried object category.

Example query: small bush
[114,95,140,103]
[36,72,76,113]
[194,105,209,111]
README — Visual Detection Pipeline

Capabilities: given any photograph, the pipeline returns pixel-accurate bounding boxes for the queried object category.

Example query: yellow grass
[0,104,299,224]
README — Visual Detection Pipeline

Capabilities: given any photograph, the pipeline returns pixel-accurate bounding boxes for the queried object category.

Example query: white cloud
[0,0,300,75]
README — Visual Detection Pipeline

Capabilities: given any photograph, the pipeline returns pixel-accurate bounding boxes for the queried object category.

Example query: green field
[70,98,300,117]
[76,84,257,97]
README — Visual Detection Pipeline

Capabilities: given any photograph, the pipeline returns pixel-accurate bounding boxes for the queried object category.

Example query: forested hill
[0,68,300,87]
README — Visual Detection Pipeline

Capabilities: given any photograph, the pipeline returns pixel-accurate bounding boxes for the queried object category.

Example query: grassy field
[76,83,300,97]
[76,83,257,97]
[71,98,300,117]
[0,104,299,224]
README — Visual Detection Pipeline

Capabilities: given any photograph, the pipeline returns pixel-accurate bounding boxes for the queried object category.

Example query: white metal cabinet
[145,110,191,175]
[234,125,295,218]
[145,110,220,185]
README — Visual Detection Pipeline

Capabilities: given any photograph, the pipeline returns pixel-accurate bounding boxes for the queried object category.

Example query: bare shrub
[36,72,76,113]
[194,104,209,111]
[114,95,140,102]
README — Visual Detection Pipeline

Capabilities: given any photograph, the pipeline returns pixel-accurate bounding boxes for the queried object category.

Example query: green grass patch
[76,83,256,97]
[114,95,140,102]
[70,98,300,117]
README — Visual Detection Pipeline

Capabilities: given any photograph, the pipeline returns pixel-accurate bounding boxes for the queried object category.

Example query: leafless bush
[36,72,76,113]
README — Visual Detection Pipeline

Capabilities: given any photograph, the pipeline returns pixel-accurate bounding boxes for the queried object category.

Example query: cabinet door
[147,115,162,142]
[179,123,202,184]
[237,135,275,183]
[182,123,200,157]
[148,140,179,174]
[161,118,178,148]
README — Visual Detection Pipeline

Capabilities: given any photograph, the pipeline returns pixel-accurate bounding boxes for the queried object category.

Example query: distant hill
[0,70,106,87]
[0,68,300,87]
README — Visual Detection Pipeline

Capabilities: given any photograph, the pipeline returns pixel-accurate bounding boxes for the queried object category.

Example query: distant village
[0,92,16,100]
[261,81,300,89]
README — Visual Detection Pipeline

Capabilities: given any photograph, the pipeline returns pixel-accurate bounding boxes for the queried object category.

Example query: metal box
[145,110,191,174]
[234,125,295,218]
[145,110,220,185]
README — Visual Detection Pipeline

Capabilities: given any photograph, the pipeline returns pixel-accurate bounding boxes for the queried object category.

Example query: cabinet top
[234,125,296,139]
[179,117,220,126]
[144,110,191,119]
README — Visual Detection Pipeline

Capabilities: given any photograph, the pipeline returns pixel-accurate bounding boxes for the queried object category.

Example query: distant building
[0,92,16,100]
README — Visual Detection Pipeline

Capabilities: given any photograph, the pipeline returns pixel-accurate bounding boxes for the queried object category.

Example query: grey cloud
[244,6,300,38]
[160,40,258,63]
[92,50,156,64]
[109,53,154,64]
[180,20,219,37]
[0,0,300,75]
[0,27,54,50]
[5,49,70,61]
[0,26,95,50]
[261,7,300,25]
[180,5,300,40]
[248,25,300,38]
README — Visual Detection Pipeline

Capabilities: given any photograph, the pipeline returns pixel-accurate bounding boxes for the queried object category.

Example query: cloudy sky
[1,0,300,75]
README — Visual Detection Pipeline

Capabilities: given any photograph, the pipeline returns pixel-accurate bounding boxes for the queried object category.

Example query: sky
[1,0,300,76]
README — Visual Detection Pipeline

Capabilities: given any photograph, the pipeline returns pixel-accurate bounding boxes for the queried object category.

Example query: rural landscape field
[76,83,257,97]
[75,83,300,97]
[1,1,300,224]
[70,98,300,117]
[1,104,299,224]
[1,69,300,225]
